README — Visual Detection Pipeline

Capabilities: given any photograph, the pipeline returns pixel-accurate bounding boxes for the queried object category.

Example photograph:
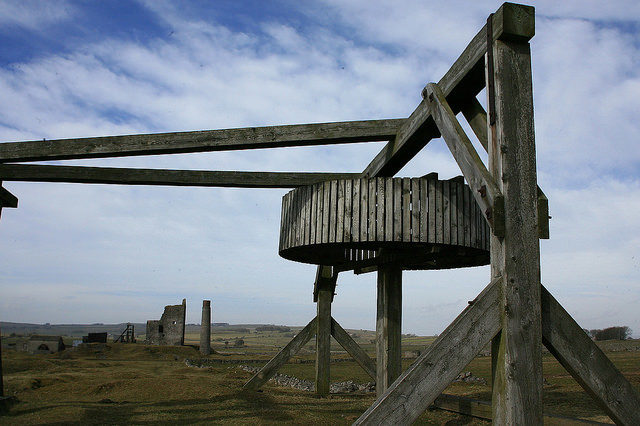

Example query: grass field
[2,330,639,424]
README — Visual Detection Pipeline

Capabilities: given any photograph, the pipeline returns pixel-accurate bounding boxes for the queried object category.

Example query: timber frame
[0,3,638,424]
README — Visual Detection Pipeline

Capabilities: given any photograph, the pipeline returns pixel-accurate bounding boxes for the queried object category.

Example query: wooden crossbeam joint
[423,83,504,237]
[0,183,18,209]
[313,265,337,302]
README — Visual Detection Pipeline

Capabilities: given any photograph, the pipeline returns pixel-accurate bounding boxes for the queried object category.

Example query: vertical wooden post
[487,9,543,424]
[315,266,334,396]
[376,263,402,397]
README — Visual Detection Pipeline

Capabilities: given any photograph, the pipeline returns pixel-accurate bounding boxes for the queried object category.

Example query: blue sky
[1,0,639,337]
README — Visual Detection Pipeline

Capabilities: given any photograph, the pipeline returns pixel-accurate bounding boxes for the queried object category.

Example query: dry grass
[2,339,638,424]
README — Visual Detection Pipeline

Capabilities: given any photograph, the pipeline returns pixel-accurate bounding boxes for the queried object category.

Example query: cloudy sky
[1,0,639,337]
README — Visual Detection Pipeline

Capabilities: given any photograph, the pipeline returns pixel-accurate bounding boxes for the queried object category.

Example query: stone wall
[145,299,186,346]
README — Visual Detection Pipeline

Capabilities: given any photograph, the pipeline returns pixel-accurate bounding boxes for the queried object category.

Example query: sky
[0,0,639,337]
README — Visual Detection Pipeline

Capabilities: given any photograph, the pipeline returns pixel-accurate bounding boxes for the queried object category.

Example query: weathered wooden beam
[0,119,403,163]
[354,277,501,425]
[330,317,376,381]
[375,264,402,397]
[362,2,535,178]
[424,83,504,237]
[316,280,333,396]
[0,184,18,208]
[0,164,360,188]
[461,96,549,239]
[432,393,611,425]
[489,34,543,424]
[243,317,316,390]
[541,285,640,425]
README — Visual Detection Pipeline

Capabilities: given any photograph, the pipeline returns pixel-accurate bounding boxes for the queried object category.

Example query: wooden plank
[401,178,411,242]
[331,317,376,381]
[361,3,534,178]
[293,187,301,246]
[463,185,471,246]
[461,97,549,239]
[284,192,291,249]
[419,178,428,242]
[336,180,345,244]
[0,119,404,163]
[424,83,504,236]
[368,179,376,241]
[316,281,333,396]
[322,181,330,244]
[456,179,464,245]
[278,193,286,251]
[376,178,385,242]
[442,180,451,244]
[384,179,393,242]
[352,179,360,243]
[489,37,543,425]
[432,393,609,425]
[428,176,437,242]
[541,285,640,425]
[435,180,443,244]
[0,164,360,188]
[470,191,477,248]
[310,185,318,245]
[354,277,501,425]
[244,317,317,390]
[0,185,18,208]
[393,179,402,242]
[410,179,420,241]
[344,180,352,242]
[329,181,337,243]
[376,264,402,397]
[360,178,368,242]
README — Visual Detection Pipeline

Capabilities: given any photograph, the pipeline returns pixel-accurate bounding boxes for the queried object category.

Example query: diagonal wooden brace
[460,97,549,239]
[243,316,317,391]
[423,83,505,237]
[331,317,376,381]
[541,285,640,425]
[354,277,502,425]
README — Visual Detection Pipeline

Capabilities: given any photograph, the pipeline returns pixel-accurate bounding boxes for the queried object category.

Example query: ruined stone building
[145,299,186,346]
[25,335,65,354]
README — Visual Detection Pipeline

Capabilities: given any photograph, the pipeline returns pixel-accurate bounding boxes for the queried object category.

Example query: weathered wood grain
[489,37,543,425]
[0,164,361,188]
[361,3,534,178]
[424,83,504,236]
[315,273,333,396]
[376,264,402,397]
[461,96,549,239]
[0,119,404,163]
[354,277,501,425]
[541,285,640,425]
[243,317,317,390]
[331,317,376,381]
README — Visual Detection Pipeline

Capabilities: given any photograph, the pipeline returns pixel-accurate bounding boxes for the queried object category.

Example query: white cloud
[0,0,73,30]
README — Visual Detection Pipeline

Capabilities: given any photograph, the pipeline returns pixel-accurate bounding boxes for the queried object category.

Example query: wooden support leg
[315,285,332,396]
[541,285,640,425]
[488,34,543,424]
[243,317,317,390]
[331,317,376,380]
[354,277,501,425]
[376,264,402,397]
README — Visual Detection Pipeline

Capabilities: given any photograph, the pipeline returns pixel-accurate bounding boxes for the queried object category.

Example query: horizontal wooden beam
[0,119,404,163]
[0,184,18,208]
[362,2,534,178]
[461,96,549,239]
[0,164,360,188]
[331,317,376,381]
[432,393,610,425]
[424,83,504,237]
[243,316,317,391]
[541,285,640,425]
[354,277,501,425]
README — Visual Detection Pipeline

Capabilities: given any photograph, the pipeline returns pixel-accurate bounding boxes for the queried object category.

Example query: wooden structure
[0,3,638,424]
[114,323,136,343]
